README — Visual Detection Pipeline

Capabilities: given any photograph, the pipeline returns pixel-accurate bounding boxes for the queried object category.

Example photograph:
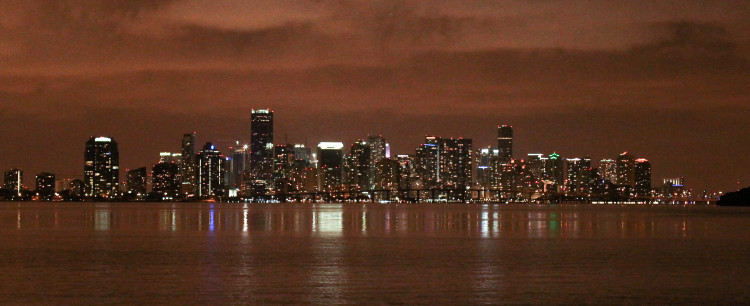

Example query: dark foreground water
[1,202,749,304]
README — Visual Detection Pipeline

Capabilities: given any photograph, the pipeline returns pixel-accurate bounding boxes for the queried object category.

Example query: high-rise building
[196,142,226,198]
[84,136,119,198]
[599,159,617,183]
[475,147,498,188]
[181,132,197,195]
[634,158,652,197]
[544,152,564,188]
[228,145,250,193]
[367,135,387,188]
[273,144,294,194]
[126,167,148,196]
[616,152,636,187]
[566,157,592,194]
[526,153,545,180]
[414,136,440,189]
[374,158,402,191]
[345,140,370,190]
[152,161,180,198]
[317,142,344,191]
[438,138,473,189]
[497,125,513,163]
[4,169,23,196]
[35,172,55,200]
[159,152,182,164]
[250,109,274,186]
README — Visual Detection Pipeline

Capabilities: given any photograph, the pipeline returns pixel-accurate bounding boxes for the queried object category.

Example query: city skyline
[1,1,749,192]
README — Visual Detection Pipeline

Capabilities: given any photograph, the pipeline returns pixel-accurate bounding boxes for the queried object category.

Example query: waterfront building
[497,125,513,163]
[396,155,415,190]
[273,144,294,194]
[228,145,250,194]
[126,167,148,196]
[438,138,473,190]
[526,153,545,181]
[159,152,182,164]
[634,158,652,197]
[475,147,498,188]
[600,159,617,183]
[84,136,119,198]
[367,135,388,188]
[152,162,180,198]
[374,158,402,191]
[196,142,226,198]
[544,152,564,189]
[317,142,344,191]
[35,172,55,201]
[345,140,370,191]
[616,152,636,187]
[414,136,440,189]
[250,109,274,187]
[566,157,592,195]
[181,132,197,195]
[4,169,23,196]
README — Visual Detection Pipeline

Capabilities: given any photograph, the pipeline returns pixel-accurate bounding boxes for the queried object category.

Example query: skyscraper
[317,142,344,191]
[250,109,274,186]
[475,147,499,188]
[438,138,473,189]
[634,158,652,197]
[181,132,197,195]
[414,136,440,189]
[196,142,226,199]
[126,167,147,196]
[35,172,55,201]
[4,169,23,196]
[345,140,371,190]
[616,152,636,187]
[566,157,592,194]
[367,135,387,188]
[228,145,250,193]
[497,125,513,163]
[153,161,180,198]
[84,136,119,198]
[544,152,564,188]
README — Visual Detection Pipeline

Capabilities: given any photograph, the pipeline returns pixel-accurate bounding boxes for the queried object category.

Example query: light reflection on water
[1,202,750,304]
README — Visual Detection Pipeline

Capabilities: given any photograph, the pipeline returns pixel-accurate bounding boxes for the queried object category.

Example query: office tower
[292,144,312,166]
[4,169,23,196]
[374,158,402,191]
[497,125,513,163]
[439,138,472,189]
[525,154,545,180]
[228,145,250,193]
[615,152,636,187]
[35,172,55,201]
[181,132,197,195]
[273,144,294,194]
[317,142,344,191]
[599,159,617,183]
[345,140,370,190]
[367,135,388,187]
[152,161,180,198]
[126,167,147,196]
[196,142,226,198]
[396,155,415,189]
[84,136,119,198]
[544,152,564,188]
[250,109,274,186]
[634,158,652,196]
[566,157,592,194]
[475,147,498,188]
[414,136,440,189]
[159,152,182,164]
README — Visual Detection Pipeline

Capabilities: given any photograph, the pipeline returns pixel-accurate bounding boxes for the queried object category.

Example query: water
[1,202,749,304]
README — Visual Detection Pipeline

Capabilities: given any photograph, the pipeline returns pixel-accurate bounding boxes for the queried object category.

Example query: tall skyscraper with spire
[250,109,274,187]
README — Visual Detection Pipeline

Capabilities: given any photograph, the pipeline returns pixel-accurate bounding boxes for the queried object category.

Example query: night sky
[1,1,748,192]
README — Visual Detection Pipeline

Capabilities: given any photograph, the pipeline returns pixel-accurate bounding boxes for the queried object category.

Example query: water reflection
[0,202,737,239]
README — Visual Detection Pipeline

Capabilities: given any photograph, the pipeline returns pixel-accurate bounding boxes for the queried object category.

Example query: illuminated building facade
[544,152,564,187]
[84,136,119,198]
[634,158,652,196]
[616,152,636,187]
[475,147,498,188]
[35,172,55,200]
[126,167,147,196]
[367,135,388,188]
[250,109,274,186]
[152,161,180,197]
[181,132,197,195]
[228,145,250,193]
[273,144,293,194]
[345,140,370,190]
[497,125,513,163]
[599,159,617,183]
[414,136,440,188]
[4,169,23,196]
[438,138,472,189]
[317,142,344,191]
[374,158,402,190]
[196,142,225,198]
